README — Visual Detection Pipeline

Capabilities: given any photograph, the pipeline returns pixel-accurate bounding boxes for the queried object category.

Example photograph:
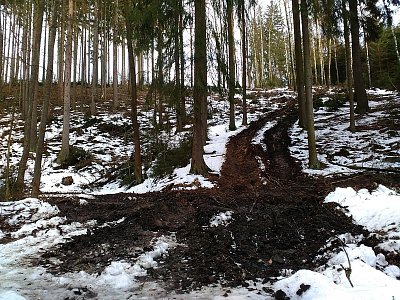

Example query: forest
[0,0,400,299]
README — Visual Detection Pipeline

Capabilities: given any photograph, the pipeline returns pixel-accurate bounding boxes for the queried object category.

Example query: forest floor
[0,87,400,299]
[43,99,398,293]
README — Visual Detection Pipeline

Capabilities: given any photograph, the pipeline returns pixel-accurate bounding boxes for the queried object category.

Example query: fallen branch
[327,159,400,174]
[335,235,354,288]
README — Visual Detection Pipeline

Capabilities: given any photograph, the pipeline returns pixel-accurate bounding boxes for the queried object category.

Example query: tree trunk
[157,31,164,128]
[121,38,126,86]
[334,38,339,84]
[190,0,209,175]
[391,26,400,65]
[284,0,295,90]
[9,13,17,84]
[32,0,58,197]
[301,0,319,169]
[5,106,16,200]
[125,4,143,184]
[342,0,355,132]
[57,0,74,165]
[72,27,78,109]
[175,1,183,132]
[29,0,45,151]
[327,38,331,88]
[58,5,65,100]
[348,0,368,114]
[292,0,306,128]
[113,0,119,109]
[227,0,236,131]
[16,0,44,194]
[91,2,99,115]
[0,6,3,97]
[364,32,371,88]
[241,0,247,126]
[179,0,186,125]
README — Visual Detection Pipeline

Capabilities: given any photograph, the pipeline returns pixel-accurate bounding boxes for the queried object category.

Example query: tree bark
[348,0,368,114]
[175,0,183,132]
[241,0,247,126]
[190,0,209,175]
[125,4,143,184]
[113,0,119,109]
[301,0,319,169]
[91,1,99,115]
[32,0,58,197]
[227,0,236,131]
[292,0,306,128]
[16,0,44,194]
[29,0,45,151]
[342,0,355,132]
[57,0,74,165]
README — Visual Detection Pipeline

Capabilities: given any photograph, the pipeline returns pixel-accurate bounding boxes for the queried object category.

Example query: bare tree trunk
[9,13,17,84]
[32,0,58,197]
[0,6,3,96]
[72,27,78,109]
[259,8,264,88]
[364,31,371,88]
[81,26,87,110]
[348,0,368,114]
[4,12,12,83]
[125,2,142,184]
[156,31,164,128]
[41,14,47,83]
[190,0,209,175]
[30,0,46,151]
[227,0,236,131]
[91,2,99,115]
[15,18,21,85]
[16,0,45,194]
[58,3,65,100]
[57,0,74,165]
[241,0,247,126]
[121,38,126,86]
[20,6,31,117]
[391,26,400,65]
[190,3,194,88]
[327,38,332,88]
[5,106,15,200]
[179,0,186,125]
[342,0,355,132]
[284,0,295,90]
[113,0,119,109]
[292,0,306,128]
[301,0,319,169]
[175,1,183,132]
[334,38,339,84]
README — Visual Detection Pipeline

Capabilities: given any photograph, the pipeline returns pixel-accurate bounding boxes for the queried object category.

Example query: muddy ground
[32,99,400,297]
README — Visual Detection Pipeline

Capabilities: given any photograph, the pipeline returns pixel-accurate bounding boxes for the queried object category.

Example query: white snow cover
[273,185,400,299]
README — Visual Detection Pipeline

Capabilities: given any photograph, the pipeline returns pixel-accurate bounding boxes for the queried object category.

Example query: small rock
[274,289,289,300]
[296,283,311,296]
[62,176,74,185]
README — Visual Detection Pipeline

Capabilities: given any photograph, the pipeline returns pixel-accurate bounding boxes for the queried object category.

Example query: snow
[1,88,400,298]
[289,89,400,176]
[272,185,400,300]
[210,211,234,227]
[325,184,400,232]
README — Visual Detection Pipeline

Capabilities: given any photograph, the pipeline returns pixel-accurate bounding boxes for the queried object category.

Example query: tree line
[0,0,399,198]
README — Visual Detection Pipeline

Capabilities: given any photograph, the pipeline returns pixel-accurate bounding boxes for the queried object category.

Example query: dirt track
[39,99,398,295]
